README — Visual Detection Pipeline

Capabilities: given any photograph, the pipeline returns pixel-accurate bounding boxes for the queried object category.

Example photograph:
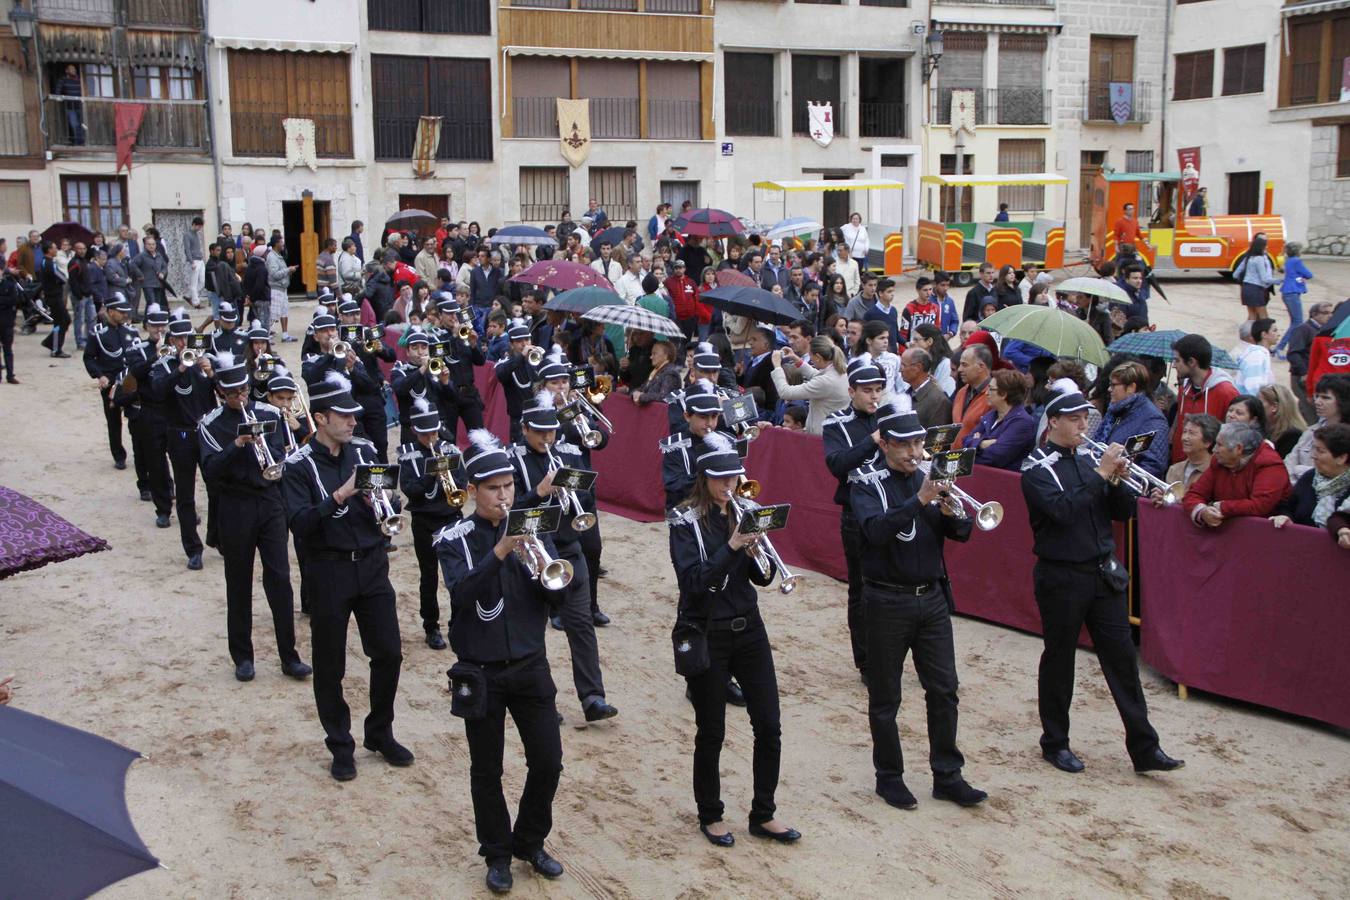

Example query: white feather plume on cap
[146,303,162,316]
[170,306,188,320]
[696,341,714,354]
[468,428,500,453]
[250,319,262,331]
[214,350,236,369]
[273,363,290,377]
[532,388,555,410]
[323,369,352,392]
[1049,377,1079,395]
[855,351,874,366]
[702,430,734,454]
[412,394,432,415]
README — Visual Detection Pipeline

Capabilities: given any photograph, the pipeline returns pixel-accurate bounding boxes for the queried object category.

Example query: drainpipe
[202,0,223,230]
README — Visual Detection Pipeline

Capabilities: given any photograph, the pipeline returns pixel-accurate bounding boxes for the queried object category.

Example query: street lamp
[8,5,36,71]
[923,30,944,83]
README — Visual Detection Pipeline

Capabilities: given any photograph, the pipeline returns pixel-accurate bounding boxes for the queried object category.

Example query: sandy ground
[3,264,1349,899]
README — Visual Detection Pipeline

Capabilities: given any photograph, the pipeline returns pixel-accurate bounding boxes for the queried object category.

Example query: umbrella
[672,208,746,238]
[544,286,624,315]
[1107,330,1241,370]
[1055,276,1131,305]
[0,486,109,578]
[509,260,616,293]
[589,226,641,256]
[0,705,159,897]
[979,305,1110,367]
[385,208,439,235]
[765,216,822,240]
[714,268,757,289]
[41,221,95,246]
[488,225,557,248]
[697,285,805,327]
[581,304,683,339]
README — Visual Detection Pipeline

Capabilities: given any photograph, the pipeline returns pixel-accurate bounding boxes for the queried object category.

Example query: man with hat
[199,351,311,683]
[822,354,890,681]
[391,326,457,445]
[83,293,139,470]
[150,308,218,569]
[339,298,395,462]
[303,310,388,459]
[436,429,568,895]
[738,325,781,422]
[265,364,316,614]
[123,303,175,522]
[434,296,487,442]
[399,396,466,650]
[508,393,619,724]
[666,342,728,434]
[1022,391,1184,777]
[282,370,411,782]
[210,302,249,360]
[849,408,987,811]
[494,319,541,445]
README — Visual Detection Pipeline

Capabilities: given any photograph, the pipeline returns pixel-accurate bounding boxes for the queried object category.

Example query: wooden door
[1087,37,1135,119]
[1080,151,1105,249]
[1227,172,1260,215]
[399,194,450,219]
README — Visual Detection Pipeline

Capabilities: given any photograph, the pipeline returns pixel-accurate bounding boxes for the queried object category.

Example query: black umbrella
[385,208,438,235]
[41,221,96,246]
[0,706,159,897]
[589,226,641,256]
[698,285,805,326]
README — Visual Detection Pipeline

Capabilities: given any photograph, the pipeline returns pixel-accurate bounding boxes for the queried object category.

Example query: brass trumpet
[573,378,614,436]
[157,344,176,359]
[454,324,473,341]
[366,482,404,536]
[730,486,802,595]
[430,442,468,508]
[917,460,1003,530]
[180,348,200,365]
[427,357,447,376]
[525,345,546,366]
[513,522,573,590]
[363,330,383,353]
[242,406,284,481]
[332,340,352,360]
[1080,437,1183,504]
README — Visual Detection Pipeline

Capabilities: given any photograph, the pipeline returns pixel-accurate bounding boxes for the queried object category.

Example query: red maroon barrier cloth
[1138,504,1350,730]
[742,428,846,581]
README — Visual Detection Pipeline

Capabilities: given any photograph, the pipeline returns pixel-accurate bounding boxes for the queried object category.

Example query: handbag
[1098,555,1130,593]
[447,661,488,720]
[671,619,710,678]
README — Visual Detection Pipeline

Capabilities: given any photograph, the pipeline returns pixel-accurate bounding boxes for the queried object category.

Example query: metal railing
[230,112,351,158]
[34,0,114,22]
[515,96,698,140]
[0,111,31,156]
[792,100,845,136]
[859,100,907,137]
[514,96,560,138]
[931,0,1053,5]
[933,86,988,125]
[648,98,700,139]
[645,0,700,11]
[36,0,200,26]
[725,98,777,136]
[990,87,1051,125]
[577,0,637,9]
[125,0,200,28]
[44,96,208,150]
[590,97,639,139]
[1082,81,1153,123]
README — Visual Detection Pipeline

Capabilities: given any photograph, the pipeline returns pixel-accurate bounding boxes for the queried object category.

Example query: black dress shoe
[583,700,618,722]
[592,609,610,627]
[549,615,563,631]
[425,628,446,650]
[155,513,171,528]
[52,350,71,358]
[114,459,127,470]
[699,824,734,847]
[1043,748,1085,773]
[139,489,152,501]
[876,780,917,810]
[331,757,357,782]
[186,553,203,570]
[725,679,747,707]
[363,737,414,766]
[485,861,513,893]
[234,660,255,682]
[515,848,563,879]
[1133,747,1185,774]
[932,779,988,807]
[596,565,609,578]
[748,822,802,843]
[282,660,313,679]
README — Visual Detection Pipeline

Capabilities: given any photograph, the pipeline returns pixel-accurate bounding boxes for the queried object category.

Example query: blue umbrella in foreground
[544,286,625,315]
[0,706,160,898]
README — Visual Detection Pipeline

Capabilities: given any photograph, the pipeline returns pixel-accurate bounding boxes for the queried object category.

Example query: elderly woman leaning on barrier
[1182,422,1292,528]
[1163,413,1221,496]
[1270,423,1350,550]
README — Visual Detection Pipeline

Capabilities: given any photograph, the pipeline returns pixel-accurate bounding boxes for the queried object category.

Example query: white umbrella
[766,216,823,240]
[1056,276,1132,305]
[581,304,683,339]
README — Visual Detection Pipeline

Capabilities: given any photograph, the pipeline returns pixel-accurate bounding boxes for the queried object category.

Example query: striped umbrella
[714,268,757,288]
[581,303,683,339]
[672,208,746,238]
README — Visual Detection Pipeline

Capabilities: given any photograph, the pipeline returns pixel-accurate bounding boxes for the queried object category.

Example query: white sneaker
[281,333,296,343]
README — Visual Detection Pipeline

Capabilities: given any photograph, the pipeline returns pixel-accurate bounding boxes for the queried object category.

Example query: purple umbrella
[0,486,109,578]
[672,208,746,238]
[508,260,616,293]
[40,221,96,246]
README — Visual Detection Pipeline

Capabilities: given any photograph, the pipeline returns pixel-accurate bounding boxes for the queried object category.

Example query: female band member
[668,431,801,848]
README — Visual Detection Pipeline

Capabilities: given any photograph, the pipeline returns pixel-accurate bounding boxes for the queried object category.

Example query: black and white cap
[1046,390,1093,418]
[307,369,363,414]
[317,288,336,306]
[695,430,745,478]
[435,295,459,313]
[691,341,721,371]
[167,306,193,336]
[535,347,569,382]
[218,302,239,323]
[212,350,249,389]
[104,293,130,313]
[683,378,722,415]
[337,299,361,316]
[877,407,924,441]
[410,394,441,434]
[506,318,531,342]
[246,319,269,342]
[144,302,169,327]
[405,325,430,346]
[266,363,298,394]
[311,312,337,331]
[847,352,887,387]
[464,429,513,483]
[521,389,560,431]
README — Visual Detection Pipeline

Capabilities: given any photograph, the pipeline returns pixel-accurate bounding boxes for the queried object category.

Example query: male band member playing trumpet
[198,351,311,683]
[495,319,541,445]
[265,365,315,615]
[508,393,619,723]
[848,409,986,811]
[303,311,386,457]
[431,296,487,441]
[339,297,396,462]
[82,293,138,471]
[1022,391,1183,776]
[435,430,567,895]
[123,303,174,526]
[282,370,411,782]
[399,395,468,650]
[391,327,457,446]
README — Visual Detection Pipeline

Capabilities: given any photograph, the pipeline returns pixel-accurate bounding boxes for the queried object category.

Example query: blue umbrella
[0,706,159,898]
[698,285,804,326]
[589,226,641,256]
[1107,330,1239,370]
[488,225,557,248]
[544,286,625,315]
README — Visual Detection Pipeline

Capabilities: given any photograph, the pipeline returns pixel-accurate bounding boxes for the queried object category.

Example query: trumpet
[242,406,284,481]
[427,357,447,376]
[917,460,1003,530]
[430,442,468,508]
[558,485,596,531]
[513,523,574,590]
[567,401,604,449]
[365,482,405,536]
[453,323,473,341]
[573,386,614,436]
[332,340,352,360]
[1080,437,1183,504]
[180,348,200,365]
[157,344,176,359]
[730,489,803,595]
[525,345,546,366]
[254,353,278,382]
[363,332,383,353]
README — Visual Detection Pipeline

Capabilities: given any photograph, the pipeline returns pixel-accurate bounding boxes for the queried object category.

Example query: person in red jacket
[1169,333,1240,463]
[899,277,940,342]
[664,259,703,342]
[1182,421,1291,527]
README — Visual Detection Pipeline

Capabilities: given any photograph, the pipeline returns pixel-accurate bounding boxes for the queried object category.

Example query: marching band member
[82,293,137,471]
[209,301,248,360]
[660,380,730,511]
[282,370,411,782]
[822,353,890,682]
[668,431,801,848]
[435,297,487,441]
[149,308,216,570]
[494,319,539,445]
[848,409,986,810]
[244,319,274,404]
[123,303,174,525]
[390,327,444,445]
[198,351,310,683]
[398,395,467,650]
[508,393,619,723]
[665,342,727,434]
[339,297,396,462]
[302,311,387,459]
[1021,391,1183,776]
[436,430,567,894]
[265,365,315,615]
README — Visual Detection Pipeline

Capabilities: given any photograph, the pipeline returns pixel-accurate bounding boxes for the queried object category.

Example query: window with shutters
[1338,125,1350,178]
[1222,44,1265,96]
[577,60,640,140]
[791,54,843,136]
[934,33,985,125]
[61,175,126,235]
[368,0,490,34]
[371,56,492,161]
[996,34,1047,125]
[0,181,33,223]
[1087,36,1136,120]
[519,167,569,223]
[1281,12,1350,106]
[997,139,1045,212]
[724,52,776,136]
[1173,50,1214,101]
[588,167,637,222]
[227,50,352,159]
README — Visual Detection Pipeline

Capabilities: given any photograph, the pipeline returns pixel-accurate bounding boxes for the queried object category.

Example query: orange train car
[1089,171,1285,274]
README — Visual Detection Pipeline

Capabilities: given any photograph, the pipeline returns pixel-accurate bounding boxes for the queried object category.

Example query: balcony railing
[0,111,31,156]
[725,98,778,136]
[44,96,208,151]
[35,0,114,24]
[934,87,989,125]
[577,0,637,9]
[514,96,560,138]
[934,88,1051,126]
[932,0,1053,6]
[36,0,201,27]
[792,100,846,136]
[231,112,351,158]
[590,97,640,139]
[514,96,695,139]
[859,100,908,137]
[125,0,201,28]
[1082,81,1153,123]
[648,98,700,139]
[645,0,700,11]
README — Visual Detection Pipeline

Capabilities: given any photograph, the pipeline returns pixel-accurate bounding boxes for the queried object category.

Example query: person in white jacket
[1231,318,1279,394]
[839,213,870,265]
[769,336,851,434]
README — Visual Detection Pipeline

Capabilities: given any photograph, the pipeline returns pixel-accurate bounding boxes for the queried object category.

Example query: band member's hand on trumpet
[492,532,531,561]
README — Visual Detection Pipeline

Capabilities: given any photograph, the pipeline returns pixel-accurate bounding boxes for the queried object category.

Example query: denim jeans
[73,296,96,346]
[1275,293,1303,353]
[208,290,222,320]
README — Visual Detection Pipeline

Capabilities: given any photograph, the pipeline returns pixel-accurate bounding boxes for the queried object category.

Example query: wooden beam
[700,61,714,141]
[570,58,579,100]
[639,60,649,140]
[300,190,318,296]
[1319,18,1333,104]
[502,53,514,139]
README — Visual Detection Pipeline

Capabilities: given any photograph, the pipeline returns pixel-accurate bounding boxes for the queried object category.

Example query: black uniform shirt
[391,362,457,431]
[210,327,248,361]
[82,321,140,378]
[669,504,775,620]
[1021,442,1136,564]
[148,354,216,430]
[281,436,389,552]
[494,353,537,422]
[199,402,289,496]
[509,439,590,546]
[398,439,466,520]
[823,405,882,509]
[848,462,972,584]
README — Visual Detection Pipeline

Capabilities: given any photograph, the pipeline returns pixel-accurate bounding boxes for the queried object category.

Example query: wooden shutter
[997,139,1045,211]
[431,59,492,160]
[371,55,426,160]
[1222,44,1264,96]
[1339,124,1350,178]
[228,50,288,156]
[290,53,351,158]
[1173,50,1213,101]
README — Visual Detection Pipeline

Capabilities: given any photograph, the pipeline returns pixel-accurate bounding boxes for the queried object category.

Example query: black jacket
[82,321,140,378]
[210,326,249,361]
[242,256,269,305]
[391,361,458,432]
[281,436,390,552]
[1021,442,1136,564]
[199,402,289,496]
[148,354,217,429]
[508,439,591,547]
[493,352,537,423]
[669,504,775,620]
[823,405,882,509]
[364,270,394,319]
[398,439,466,519]
[848,462,972,584]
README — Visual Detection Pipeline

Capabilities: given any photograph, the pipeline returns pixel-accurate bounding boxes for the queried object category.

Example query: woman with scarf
[1270,423,1350,549]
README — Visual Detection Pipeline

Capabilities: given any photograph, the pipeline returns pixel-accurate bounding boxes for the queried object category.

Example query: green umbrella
[1056,276,1131,305]
[1335,316,1350,339]
[979,305,1110,366]
[1107,330,1240,370]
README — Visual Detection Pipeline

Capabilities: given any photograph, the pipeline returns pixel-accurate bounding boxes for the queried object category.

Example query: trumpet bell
[736,479,761,500]
[180,349,199,364]
[456,325,473,340]
[540,558,574,591]
[525,346,545,366]
[572,511,597,532]
[379,514,405,537]
[1160,481,1183,505]
[157,344,175,358]
[427,357,446,375]
[582,429,603,449]
[333,341,351,359]
[777,574,803,595]
[263,463,284,482]
[447,489,468,509]
[974,501,1004,531]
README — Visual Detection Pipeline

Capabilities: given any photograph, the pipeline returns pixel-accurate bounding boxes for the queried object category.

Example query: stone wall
[1304,124,1350,256]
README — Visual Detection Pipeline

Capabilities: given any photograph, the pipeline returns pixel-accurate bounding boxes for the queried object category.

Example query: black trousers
[840,510,867,673]
[306,551,403,758]
[0,308,14,377]
[218,491,299,667]
[686,616,781,827]
[293,534,311,615]
[577,516,602,611]
[359,406,388,463]
[443,393,485,443]
[99,384,126,464]
[166,427,203,557]
[129,415,172,515]
[410,511,454,631]
[555,541,605,706]
[464,652,563,865]
[864,583,964,786]
[1033,560,1159,761]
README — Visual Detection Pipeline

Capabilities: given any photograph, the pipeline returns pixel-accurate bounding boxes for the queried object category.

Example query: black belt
[310,547,382,562]
[706,610,761,633]
[1039,556,1109,573]
[864,578,940,597]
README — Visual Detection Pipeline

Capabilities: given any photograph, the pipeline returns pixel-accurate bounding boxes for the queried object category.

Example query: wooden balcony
[498,1,712,55]
[44,96,209,153]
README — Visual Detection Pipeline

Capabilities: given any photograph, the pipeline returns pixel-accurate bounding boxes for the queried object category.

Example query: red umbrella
[41,221,96,246]
[509,260,616,293]
[714,268,756,288]
[672,208,746,238]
